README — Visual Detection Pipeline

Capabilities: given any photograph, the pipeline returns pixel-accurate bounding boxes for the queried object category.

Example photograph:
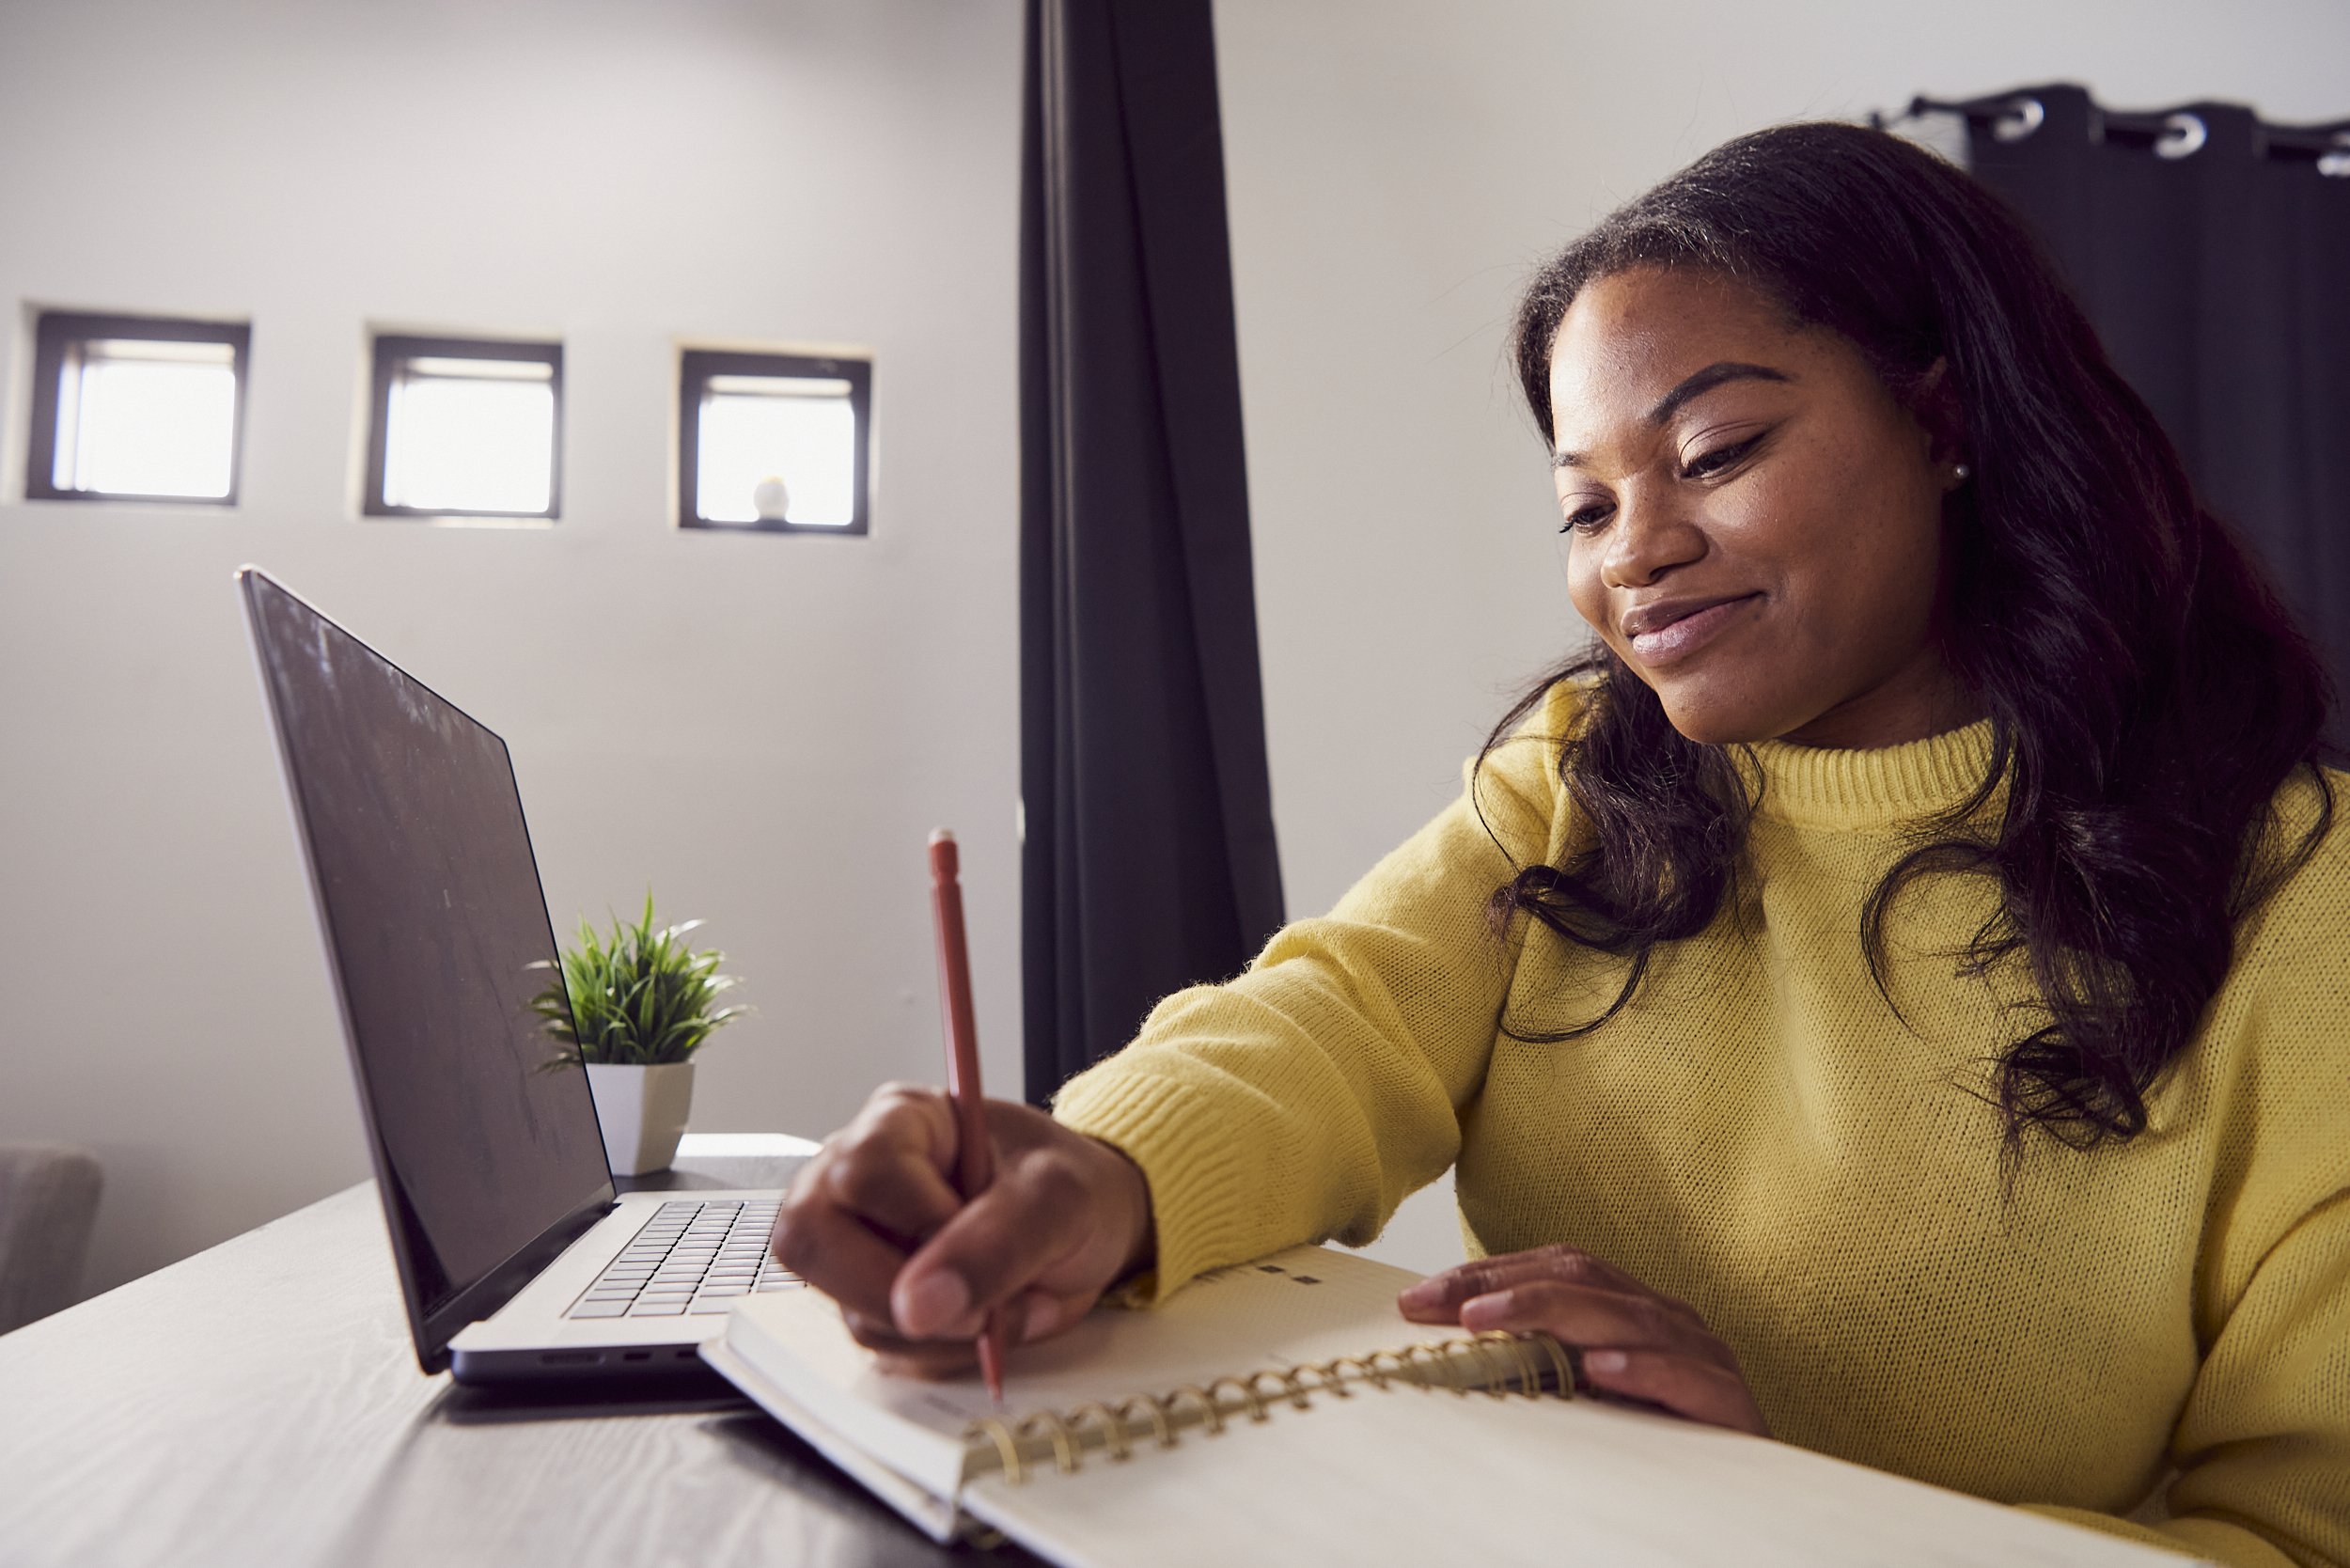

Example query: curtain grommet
[2155,113,2208,161]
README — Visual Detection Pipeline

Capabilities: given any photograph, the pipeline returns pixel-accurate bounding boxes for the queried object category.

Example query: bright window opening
[366,337,561,519]
[697,376,856,527]
[679,351,870,534]
[25,314,249,505]
[384,359,555,513]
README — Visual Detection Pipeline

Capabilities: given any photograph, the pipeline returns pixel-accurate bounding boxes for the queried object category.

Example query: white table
[0,1136,1039,1568]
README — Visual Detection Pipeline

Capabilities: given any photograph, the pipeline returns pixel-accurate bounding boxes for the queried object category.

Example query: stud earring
[1952,463,1974,483]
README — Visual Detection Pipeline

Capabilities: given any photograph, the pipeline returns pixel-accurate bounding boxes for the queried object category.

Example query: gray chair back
[0,1143,104,1334]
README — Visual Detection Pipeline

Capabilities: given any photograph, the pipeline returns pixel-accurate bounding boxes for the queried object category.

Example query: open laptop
[239,566,801,1386]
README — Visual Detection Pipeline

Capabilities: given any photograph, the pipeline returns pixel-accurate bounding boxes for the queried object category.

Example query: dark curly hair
[1484,121,2334,1156]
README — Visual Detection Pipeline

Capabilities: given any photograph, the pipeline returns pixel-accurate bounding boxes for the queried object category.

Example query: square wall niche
[24,311,250,505]
[678,349,870,534]
[364,335,563,522]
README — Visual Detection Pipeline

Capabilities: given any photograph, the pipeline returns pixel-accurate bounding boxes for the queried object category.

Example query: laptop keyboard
[563,1199,803,1319]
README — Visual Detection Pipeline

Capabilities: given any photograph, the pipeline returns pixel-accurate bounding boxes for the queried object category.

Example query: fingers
[1396,1244,1769,1437]
[889,1108,1151,1338]
[769,1086,963,1325]
[1576,1348,1770,1436]
[1455,1278,1735,1374]
[819,1086,965,1245]
[770,1179,917,1326]
[1397,1244,1666,1322]
[769,1082,1155,1357]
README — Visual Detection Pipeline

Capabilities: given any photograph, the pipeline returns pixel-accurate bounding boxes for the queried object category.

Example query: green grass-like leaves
[530,894,748,1068]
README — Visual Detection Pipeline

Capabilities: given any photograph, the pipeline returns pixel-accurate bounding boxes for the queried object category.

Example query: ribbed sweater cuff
[1053,1069,1260,1306]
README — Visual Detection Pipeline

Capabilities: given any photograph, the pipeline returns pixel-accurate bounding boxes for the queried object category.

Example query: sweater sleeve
[2020,1187,2350,1568]
[2034,790,2350,1568]
[1052,688,1576,1299]
[2150,1178,2350,1567]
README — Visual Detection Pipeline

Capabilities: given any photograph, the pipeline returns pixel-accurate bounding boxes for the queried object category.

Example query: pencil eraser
[929,827,955,845]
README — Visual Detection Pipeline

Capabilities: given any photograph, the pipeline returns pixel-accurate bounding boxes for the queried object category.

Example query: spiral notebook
[702,1244,2189,1568]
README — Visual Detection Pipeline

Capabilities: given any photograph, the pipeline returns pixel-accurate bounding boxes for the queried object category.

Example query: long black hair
[1489,122,2334,1153]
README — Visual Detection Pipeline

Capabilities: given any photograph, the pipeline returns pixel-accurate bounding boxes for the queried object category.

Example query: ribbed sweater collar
[1746,720,1998,830]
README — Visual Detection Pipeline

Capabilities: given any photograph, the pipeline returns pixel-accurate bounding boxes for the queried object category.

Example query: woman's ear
[1911,356,1968,478]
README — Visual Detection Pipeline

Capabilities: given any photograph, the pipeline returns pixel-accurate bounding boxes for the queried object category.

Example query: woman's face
[1551,266,1974,749]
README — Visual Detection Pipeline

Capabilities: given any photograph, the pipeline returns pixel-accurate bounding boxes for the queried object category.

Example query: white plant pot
[586,1061,696,1177]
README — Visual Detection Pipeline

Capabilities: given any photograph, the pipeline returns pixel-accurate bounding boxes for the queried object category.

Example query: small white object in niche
[753,475,791,522]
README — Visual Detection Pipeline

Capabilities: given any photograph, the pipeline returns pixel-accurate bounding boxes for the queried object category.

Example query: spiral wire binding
[962,1330,1577,1486]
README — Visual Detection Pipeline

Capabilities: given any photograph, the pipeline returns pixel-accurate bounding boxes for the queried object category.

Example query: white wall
[0,0,1025,1298]
[1215,0,2350,1277]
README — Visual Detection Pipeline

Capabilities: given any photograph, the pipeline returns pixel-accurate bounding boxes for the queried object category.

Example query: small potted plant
[531,895,748,1176]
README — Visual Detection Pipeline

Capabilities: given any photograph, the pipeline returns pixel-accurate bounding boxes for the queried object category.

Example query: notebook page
[961,1375,2196,1568]
[719,1245,1451,1497]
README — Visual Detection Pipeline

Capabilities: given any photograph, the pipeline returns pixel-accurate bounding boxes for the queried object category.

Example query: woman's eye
[1683,434,1763,479]
[1559,500,1614,535]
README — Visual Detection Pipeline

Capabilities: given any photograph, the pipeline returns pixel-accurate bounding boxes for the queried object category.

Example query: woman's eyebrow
[1649,361,1790,423]
[1552,360,1793,468]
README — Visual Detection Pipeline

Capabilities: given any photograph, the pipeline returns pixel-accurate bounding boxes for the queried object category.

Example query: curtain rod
[1872,91,2349,167]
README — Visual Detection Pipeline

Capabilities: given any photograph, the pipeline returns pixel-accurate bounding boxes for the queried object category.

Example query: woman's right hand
[766,1083,1156,1377]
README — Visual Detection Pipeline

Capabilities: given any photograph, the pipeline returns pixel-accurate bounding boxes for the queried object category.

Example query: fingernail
[900,1270,969,1336]
[1397,1278,1443,1307]
[1585,1350,1627,1374]
[1456,1285,1513,1325]
[1022,1296,1063,1341]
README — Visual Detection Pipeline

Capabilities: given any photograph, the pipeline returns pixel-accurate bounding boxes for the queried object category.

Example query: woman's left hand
[1396,1245,1771,1436]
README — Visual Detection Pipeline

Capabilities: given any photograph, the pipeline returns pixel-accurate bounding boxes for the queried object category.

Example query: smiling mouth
[1623,595,1759,664]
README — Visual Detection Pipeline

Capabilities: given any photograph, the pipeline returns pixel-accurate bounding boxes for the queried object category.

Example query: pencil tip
[978,1332,1006,1403]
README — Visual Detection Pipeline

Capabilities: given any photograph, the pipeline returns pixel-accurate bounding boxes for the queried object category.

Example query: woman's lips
[1624,595,1758,664]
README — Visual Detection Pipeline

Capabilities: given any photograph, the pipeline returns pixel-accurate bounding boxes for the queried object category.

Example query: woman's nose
[1601,490,1703,588]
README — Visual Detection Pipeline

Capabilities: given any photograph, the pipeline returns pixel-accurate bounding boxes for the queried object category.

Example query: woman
[774,124,2349,1565]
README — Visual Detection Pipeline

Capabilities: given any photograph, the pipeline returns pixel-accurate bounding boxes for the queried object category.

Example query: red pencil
[927,829,1007,1402]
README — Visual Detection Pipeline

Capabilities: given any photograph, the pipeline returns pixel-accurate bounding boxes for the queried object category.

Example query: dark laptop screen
[243,570,612,1343]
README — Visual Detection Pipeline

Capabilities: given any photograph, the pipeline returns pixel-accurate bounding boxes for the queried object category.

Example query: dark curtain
[1960,84,2350,736]
[1019,0,1285,1104]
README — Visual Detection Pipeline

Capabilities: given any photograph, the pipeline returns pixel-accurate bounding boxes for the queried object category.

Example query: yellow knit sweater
[1054,683,2350,1568]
